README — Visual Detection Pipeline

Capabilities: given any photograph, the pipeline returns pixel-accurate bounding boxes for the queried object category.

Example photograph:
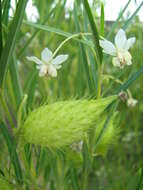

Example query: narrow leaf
[0,121,23,184]
[100,3,104,37]
[116,66,143,93]
[83,0,103,64]
[123,1,143,30]
[73,2,93,93]
[17,4,57,58]
[0,0,28,87]
[23,21,94,48]
[107,0,131,38]
[9,54,23,109]
[136,167,143,190]
[2,0,11,26]
[0,0,3,56]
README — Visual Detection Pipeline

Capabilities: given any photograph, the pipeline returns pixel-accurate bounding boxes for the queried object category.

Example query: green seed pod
[0,177,13,190]
[21,95,117,149]
[94,112,119,155]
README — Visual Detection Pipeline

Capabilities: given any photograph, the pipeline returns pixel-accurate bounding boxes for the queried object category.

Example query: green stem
[0,90,14,128]
[52,32,91,57]
[20,148,39,190]
[97,65,102,98]
[17,94,27,129]
[102,74,132,98]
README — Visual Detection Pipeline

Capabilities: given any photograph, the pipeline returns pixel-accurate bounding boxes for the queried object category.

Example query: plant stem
[0,90,14,128]
[52,32,91,57]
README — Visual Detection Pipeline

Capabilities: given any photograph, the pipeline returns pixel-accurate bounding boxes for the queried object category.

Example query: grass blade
[100,3,104,37]
[116,66,143,93]
[83,8,98,92]
[73,2,93,93]
[0,0,28,87]
[136,166,143,190]
[0,0,3,57]
[83,0,103,64]
[0,121,23,184]
[2,0,11,26]
[9,54,23,109]
[24,70,38,109]
[23,21,94,48]
[17,4,57,58]
[107,0,131,38]
[123,1,143,30]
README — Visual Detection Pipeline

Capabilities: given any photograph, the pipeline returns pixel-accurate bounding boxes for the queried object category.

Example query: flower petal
[127,98,138,107]
[26,56,42,65]
[52,55,68,65]
[41,48,53,63]
[126,60,132,66]
[112,57,121,68]
[47,64,57,77]
[115,29,127,49]
[99,40,116,56]
[124,37,136,50]
[124,51,132,65]
[39,65,48,77]
[54,65,62,69]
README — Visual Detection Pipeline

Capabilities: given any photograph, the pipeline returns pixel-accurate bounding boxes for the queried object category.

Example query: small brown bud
[118,91,128,102]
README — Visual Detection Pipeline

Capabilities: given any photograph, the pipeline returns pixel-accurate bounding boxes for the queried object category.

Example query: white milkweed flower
[27,48,68,77]
[99,29,136,68]
[127,98,138,108]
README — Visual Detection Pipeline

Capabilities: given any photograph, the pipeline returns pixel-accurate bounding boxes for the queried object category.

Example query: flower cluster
[99,29,136,68]
[100,29,138,107]
[27,48,68,77]
[26,29,138,108]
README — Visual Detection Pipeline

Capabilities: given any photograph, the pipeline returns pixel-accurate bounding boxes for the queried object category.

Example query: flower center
[117,49,131,66]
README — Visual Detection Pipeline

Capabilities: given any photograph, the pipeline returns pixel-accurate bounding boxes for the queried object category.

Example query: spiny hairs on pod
[0,177,13,190]
[21,95,117,149]
[92,112,119,155]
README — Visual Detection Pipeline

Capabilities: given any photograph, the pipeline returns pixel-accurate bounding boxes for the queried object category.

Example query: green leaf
[2,0,11,26]
[83,7,98,92]
[100,3,104,37]
[83,0,103,64]
[24,70,38,109]
[116,66,143,93]
[23,21,94,48]
[123,1,143,30]
[70,168,80,190]
[0,0,3,57]
[136,167,143,190]
[0,121,23,184]
[9,53,23,109]
[0,0,28,87]
[17,4,57,58]
[73,2,93,93]
[107,0,131,38]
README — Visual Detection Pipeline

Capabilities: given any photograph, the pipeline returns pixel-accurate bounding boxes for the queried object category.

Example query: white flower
[99,29,136,68]
[127,98,138,108]
[27,48,68,77]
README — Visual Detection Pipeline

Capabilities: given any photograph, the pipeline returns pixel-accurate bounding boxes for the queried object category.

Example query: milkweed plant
[0,0,142,189]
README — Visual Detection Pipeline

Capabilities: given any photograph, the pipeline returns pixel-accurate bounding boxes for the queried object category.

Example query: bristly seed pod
[0,177,13,190]
[20,95,117,149]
